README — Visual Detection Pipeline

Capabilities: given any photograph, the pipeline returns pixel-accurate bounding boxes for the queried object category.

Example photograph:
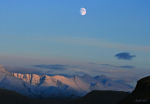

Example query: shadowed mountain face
[120,76,150,104]
[0,88,68,104]
[0,88,31,104]
[69,90,129,104]
[0,88,129,104]
[0,65,132,98]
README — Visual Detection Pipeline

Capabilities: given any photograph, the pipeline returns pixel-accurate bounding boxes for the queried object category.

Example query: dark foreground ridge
[0,88,129,104]
[120,76,150,104]
[69,90,129,104]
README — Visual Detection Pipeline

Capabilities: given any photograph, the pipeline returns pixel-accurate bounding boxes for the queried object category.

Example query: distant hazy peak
[0,65,8,73]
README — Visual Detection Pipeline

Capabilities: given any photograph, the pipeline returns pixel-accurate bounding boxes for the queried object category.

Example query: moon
[80,8,87,16]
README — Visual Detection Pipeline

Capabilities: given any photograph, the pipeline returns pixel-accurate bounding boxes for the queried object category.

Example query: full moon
[80,8,87,16]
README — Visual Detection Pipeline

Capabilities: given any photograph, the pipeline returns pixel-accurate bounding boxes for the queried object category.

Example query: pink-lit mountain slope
[0,65,133,98]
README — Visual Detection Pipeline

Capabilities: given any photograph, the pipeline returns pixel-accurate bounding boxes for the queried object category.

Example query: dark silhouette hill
[120,76,150,104]
[69,90,129,104]
[0,88,31,104]
[0,88,129,104]
[0,88,67,104]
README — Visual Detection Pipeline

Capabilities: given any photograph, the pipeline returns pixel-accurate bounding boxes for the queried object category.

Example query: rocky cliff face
[12,73,41,85]
[120,76,150,104]
[12,73,90,91]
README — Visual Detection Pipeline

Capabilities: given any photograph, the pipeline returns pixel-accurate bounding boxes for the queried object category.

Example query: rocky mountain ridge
[0,65,133,98]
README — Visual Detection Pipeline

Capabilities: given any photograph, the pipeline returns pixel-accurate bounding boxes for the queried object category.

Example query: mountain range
[1,64,150,104]
[1,74,150,104]
[0,65,132,98]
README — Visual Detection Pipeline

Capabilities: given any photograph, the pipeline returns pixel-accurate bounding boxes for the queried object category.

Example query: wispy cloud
[101,64,135,69]
[33,64,68,70]
[35,36,150,52]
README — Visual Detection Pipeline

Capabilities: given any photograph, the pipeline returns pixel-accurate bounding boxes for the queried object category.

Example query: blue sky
[0,0,150,73]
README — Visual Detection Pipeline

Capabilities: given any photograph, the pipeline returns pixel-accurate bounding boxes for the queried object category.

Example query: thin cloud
[119,65,135,69]
[36,36,150,52]
[101,64,135,69]
[33,64,68,70]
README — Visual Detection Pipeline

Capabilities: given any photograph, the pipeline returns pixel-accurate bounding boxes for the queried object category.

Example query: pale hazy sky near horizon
[0,0,150,72]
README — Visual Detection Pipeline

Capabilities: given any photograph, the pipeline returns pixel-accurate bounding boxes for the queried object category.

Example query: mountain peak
[0,65,8,73]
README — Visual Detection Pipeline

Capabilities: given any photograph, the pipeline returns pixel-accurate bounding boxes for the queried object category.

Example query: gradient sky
[0,0,150,72]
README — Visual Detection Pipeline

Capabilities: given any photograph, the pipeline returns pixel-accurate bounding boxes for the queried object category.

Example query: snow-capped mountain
[0,65,133,98]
